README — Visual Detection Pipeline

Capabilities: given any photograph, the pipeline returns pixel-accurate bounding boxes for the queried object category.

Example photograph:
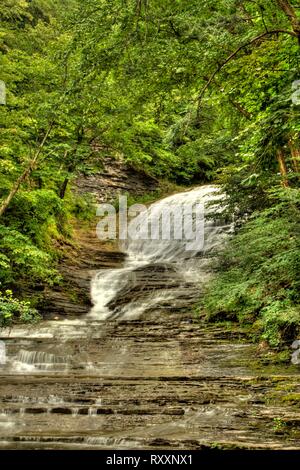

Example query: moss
[257,349,291,365]
[281,393,300,404]
[274,382,299,392]
[208,442,244,450]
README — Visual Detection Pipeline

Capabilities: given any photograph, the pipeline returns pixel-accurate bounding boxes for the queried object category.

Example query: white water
[1,185,230,372]
[90,185,229,320]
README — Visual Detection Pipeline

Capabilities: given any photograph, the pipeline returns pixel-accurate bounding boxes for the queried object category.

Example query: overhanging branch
[197,29,297,110]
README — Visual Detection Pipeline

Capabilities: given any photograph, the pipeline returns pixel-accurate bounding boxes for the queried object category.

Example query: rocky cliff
[73,157,158,203]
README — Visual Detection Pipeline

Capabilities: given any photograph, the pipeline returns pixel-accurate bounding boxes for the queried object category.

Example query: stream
[0,186,300,449]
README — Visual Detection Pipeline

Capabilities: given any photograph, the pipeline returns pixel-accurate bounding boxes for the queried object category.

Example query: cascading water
[1,185,229,373]
[0,185,296,450]
[90,185,230,320]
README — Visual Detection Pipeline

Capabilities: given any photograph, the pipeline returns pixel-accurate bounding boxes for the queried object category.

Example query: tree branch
[0,123,54,217]
[276,0,300,40]
[197,29,297,109]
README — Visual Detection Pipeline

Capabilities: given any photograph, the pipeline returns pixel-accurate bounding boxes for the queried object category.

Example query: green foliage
[203,188,300,346]
[66,0,300,184]
[0,224,61,286]
[67,192,96,222]
[272,417,286,433]
[0,0,92,299]
[1,0,300,337]
[0,289,41,327]
[4,189,68,243]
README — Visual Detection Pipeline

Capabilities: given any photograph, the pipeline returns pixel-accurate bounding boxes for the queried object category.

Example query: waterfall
[90,185,229,320]
[0,186,292,451]
[13,350,71,372]
[1,185,229,374]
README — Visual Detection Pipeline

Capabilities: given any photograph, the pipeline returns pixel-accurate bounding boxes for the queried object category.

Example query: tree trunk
[59,177,69,199]
[277,149,289,187]
[0,167,32,217]
[276,0,300,44]
[0,124,53,217]
[289,139,300,174]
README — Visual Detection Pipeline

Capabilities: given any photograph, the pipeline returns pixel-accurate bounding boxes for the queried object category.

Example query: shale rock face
[41,229,126,319]
[1,314,300,450]
[73,156,158,203]
[107,264,183,312]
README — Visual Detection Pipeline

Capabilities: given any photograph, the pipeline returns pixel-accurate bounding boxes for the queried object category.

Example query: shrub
[0,289,41,327]
[0,224,61,286]
[203,188,300,346]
